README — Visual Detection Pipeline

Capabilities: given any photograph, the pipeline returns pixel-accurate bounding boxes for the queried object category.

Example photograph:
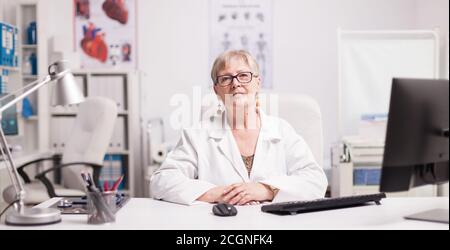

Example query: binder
[109,116,126,152]
[13,27,18,67]
[112,76,125,112]
[89,75,126,112]
[51,117,76,154]
[0,22,19,67]
[100,155,124,190]
[353,167,381,186]
[67,75,86,113]
[0,69,8,94]
[1,23,7,66]
[3,23,13,66]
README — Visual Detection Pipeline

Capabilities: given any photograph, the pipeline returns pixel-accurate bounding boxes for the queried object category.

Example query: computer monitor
[380,78,449,224]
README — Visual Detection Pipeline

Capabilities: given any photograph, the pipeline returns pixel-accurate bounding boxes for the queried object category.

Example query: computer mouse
[212,203,238,217]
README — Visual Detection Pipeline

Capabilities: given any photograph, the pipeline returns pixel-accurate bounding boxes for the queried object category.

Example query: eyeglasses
[216,72,256,87]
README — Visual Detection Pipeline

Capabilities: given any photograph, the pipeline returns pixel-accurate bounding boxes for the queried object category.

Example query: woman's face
[214,57,261,109]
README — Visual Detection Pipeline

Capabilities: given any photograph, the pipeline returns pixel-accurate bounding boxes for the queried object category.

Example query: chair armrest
[35,162,103,198]
[17,155,62,184]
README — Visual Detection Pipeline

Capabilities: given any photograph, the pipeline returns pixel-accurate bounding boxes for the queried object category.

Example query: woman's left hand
[222,183,275,205]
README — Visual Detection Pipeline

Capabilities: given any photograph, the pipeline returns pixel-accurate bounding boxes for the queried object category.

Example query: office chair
[266,93,324,168]
[3,97,118,205]
[200,93,324,168]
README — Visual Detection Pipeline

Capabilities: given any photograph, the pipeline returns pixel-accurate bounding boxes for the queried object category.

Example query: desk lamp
[0,61,85,226]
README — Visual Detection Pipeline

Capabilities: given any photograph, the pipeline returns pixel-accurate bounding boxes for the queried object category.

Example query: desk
[0,197,448,230]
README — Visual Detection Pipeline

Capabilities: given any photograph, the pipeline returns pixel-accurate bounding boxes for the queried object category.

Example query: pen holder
[87,191,117,225]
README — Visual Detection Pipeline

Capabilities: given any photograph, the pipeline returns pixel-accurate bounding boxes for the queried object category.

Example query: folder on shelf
[13,27,18,67]
[353,167,381,186]
[113,76,126,112]
[0,23,15,67]
[50,117,77,154]
[89,75,126,112]
[0,69,8,94]
[101,155,125,191]
[1,23,7,66]
[109,116,126,152]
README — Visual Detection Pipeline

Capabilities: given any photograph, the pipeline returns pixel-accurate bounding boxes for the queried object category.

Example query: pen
[111,175,124,191]
[103,181,109,192]
[81,172,94,192]
[81,172,87,183]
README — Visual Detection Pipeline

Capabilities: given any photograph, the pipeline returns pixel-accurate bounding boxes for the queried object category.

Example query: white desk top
[1,197,448,230]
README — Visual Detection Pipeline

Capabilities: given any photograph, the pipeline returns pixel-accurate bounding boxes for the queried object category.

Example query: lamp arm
[0,77,43,104]
[0,76,52,113]
[0,127,25,211]
[0,75,52,212]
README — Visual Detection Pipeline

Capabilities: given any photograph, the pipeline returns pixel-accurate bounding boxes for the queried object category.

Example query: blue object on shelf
[353,168,381,186]
[30,52,37,75]
[361,113,388,121]
[1,22,18,67]
[0,69,8,94]
[22,97,34,119]
[27,21,37,45]
[0,94,19,136]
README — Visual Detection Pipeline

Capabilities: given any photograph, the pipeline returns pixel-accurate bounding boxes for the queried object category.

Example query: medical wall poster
[210,0,273,89]
[74,0,136,69]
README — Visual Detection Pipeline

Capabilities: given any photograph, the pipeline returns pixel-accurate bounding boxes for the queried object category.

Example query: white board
[338,30,440,139]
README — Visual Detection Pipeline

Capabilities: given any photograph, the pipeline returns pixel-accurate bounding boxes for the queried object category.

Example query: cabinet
[9,0,51,153]
[330,137,438,198]
[49,70,138,196]
[0,1,41,152]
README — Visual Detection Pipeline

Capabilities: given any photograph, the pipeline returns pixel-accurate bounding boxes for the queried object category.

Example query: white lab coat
[150,111,328,205]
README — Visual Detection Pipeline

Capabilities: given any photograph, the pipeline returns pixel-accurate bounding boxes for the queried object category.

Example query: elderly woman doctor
[151,50,328,206]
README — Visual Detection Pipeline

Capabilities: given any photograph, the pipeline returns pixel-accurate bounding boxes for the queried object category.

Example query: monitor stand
[405,209,449,224]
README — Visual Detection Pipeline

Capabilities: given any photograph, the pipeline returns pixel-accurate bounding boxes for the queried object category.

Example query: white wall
[2,0,448,193]
[135,0,448,169]
[0,0,15,23]
[415,0,449,78]
[8,0,450,160]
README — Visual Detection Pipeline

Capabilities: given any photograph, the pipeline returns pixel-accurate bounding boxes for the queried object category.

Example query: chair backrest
[263,93,324,168]
[61,97,118,190]
[200,93,324,168]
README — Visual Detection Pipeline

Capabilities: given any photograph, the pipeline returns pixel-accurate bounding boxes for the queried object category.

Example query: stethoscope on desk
[58,197,88,208]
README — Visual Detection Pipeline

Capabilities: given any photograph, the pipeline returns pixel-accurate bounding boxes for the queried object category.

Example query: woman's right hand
[197,186,263,205]
[197,186,228,203]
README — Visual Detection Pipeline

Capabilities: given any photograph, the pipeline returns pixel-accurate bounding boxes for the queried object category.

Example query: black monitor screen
[380,78,449,193]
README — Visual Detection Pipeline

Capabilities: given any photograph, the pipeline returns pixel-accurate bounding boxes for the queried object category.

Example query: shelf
[0,66,20,71]
[22,44,37,49]
[24,116,39,121]
[52,111,129,116]
[51,112,77,116]
[107,151,129,155]
[72,69,137,75]
[353,185,380,195]
[23,74,39,80]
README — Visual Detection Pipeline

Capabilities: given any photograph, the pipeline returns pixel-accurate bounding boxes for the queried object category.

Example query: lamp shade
[50,61,85,106]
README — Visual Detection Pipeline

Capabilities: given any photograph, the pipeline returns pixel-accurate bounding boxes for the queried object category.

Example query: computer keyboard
[261,193,386,215]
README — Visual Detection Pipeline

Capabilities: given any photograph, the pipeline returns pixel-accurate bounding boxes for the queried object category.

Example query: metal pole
[0,76,52,212]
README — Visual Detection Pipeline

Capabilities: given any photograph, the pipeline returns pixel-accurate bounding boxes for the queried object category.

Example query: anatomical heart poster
[74,0,136,69]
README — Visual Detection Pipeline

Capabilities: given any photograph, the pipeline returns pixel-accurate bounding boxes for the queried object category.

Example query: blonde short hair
[211,50,260,84]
